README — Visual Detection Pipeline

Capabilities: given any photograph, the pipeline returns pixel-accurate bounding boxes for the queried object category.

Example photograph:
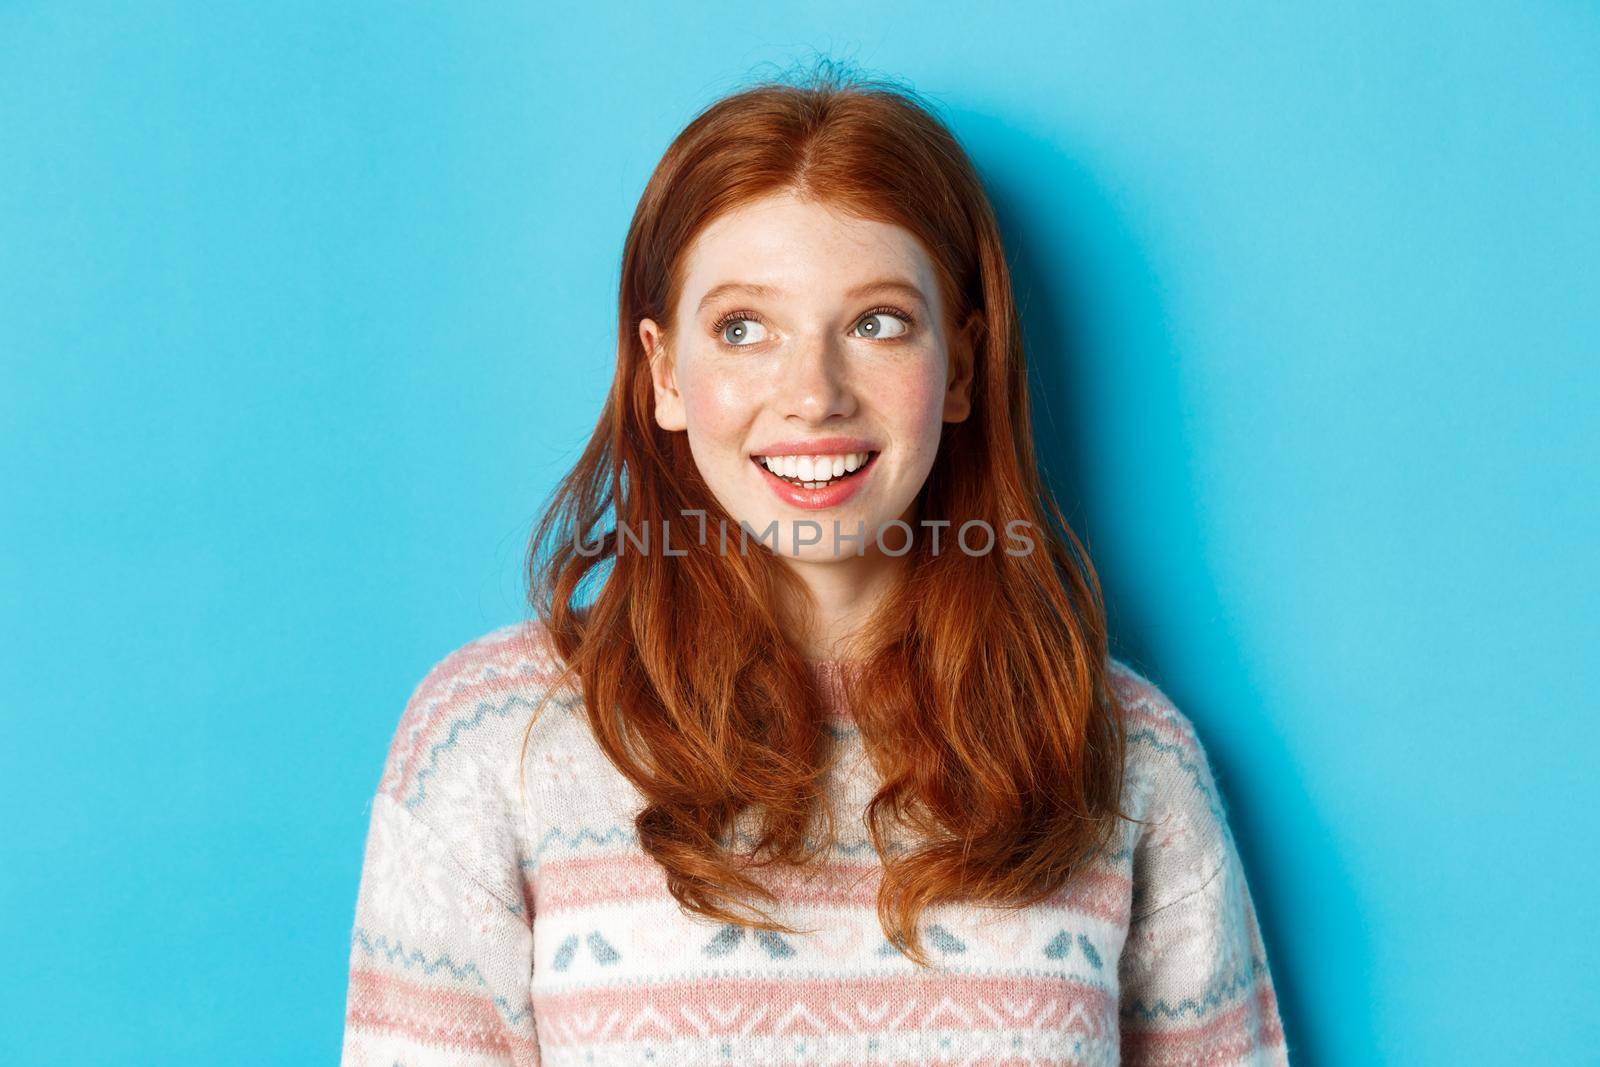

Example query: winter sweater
[339,620,1289,1066]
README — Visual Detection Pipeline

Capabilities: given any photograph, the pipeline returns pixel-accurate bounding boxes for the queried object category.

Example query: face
[641,190,974,564]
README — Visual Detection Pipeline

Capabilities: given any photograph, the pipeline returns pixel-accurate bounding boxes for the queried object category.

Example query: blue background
[2,4,1595,1064]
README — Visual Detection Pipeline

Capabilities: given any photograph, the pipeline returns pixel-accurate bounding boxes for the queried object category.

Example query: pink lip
[752,450,879,511]
[750,436,879,457]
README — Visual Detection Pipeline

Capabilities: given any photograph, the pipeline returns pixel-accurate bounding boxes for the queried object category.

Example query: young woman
[341,63,1289,1066]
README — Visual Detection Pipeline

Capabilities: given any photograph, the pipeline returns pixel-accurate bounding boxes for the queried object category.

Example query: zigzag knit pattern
[340,620,1289,1066]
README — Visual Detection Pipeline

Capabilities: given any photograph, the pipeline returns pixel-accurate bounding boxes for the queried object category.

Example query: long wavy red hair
[520,59,1134,968]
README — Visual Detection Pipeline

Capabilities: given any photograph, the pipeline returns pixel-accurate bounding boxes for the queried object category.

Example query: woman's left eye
[853,309,913,340]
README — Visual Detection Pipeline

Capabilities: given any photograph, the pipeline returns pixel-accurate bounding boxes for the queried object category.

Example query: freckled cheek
[885,365,949,451]
[682,372,763,449]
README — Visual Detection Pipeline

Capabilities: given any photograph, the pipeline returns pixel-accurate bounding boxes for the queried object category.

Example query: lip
[749,436,879,458]
[752,450,879,511]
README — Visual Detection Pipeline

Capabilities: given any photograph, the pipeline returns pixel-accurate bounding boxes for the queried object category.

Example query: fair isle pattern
[341,620,1289,1066]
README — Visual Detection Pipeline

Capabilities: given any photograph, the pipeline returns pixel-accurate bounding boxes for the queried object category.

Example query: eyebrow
[695,278,929,315]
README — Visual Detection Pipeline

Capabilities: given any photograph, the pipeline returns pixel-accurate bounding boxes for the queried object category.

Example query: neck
[781,549,904,661]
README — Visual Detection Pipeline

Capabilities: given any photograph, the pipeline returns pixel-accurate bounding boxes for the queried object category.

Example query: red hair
[520,59,1133,968]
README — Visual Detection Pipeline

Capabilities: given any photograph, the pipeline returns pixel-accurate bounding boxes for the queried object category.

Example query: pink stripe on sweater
[532,851,1133,923]
[1121,701,1201,755]
[1119,973,1286,1065]
[346,968,538,1060]
[531,971,1118,1043]
[385,629,564,801]
[405,625,535,723]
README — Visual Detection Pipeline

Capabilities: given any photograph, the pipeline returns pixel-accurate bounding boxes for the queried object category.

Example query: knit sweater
[339,620,1288,1066]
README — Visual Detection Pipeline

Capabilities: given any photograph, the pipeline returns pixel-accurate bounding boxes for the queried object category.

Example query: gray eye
[856,312,909,339]
[721,318,768,346]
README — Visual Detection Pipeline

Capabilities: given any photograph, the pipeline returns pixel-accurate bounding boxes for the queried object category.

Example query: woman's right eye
[712,313,769,347]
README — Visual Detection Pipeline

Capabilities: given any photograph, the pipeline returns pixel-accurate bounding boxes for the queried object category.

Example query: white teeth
[755,451,874,486]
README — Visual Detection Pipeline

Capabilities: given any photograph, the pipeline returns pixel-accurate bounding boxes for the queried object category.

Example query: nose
[780,331,856,424]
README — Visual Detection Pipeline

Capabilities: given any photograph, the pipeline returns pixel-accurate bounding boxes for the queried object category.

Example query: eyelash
[709,304,918,344]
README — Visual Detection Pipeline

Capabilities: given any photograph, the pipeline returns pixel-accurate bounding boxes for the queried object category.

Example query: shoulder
[1107,655,1238,919]
[374,617,572,811]
[373,617,573,812]
[1107,655,1216,798]
[366,617,578,908]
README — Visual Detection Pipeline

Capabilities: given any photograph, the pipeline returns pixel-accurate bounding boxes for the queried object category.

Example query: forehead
[675,192,940,312]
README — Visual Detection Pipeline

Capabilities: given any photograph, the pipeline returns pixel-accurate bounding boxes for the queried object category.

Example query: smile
[749,450,879,510]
